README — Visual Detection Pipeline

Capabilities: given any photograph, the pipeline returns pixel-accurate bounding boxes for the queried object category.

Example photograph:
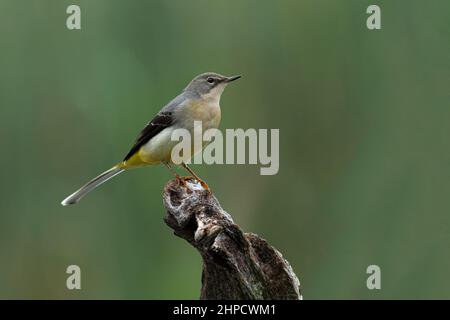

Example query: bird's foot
[198,179,210,191]
[191,177,210,192]
[175,174,187,186]
[178,176,211,192]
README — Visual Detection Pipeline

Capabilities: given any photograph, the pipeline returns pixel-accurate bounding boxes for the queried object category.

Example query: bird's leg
[164,162,183,182]
[181,162,210,191]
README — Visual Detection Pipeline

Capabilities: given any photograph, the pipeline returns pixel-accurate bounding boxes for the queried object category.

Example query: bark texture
[163,178,302,300]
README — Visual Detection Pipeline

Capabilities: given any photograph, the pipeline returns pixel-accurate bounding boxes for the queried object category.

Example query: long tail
[61,165,125,206]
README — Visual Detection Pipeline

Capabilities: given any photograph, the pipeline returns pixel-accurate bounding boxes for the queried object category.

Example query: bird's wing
[123,111,174,161]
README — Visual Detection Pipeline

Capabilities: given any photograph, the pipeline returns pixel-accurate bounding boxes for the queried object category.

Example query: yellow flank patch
[121,147,164,168]
[121,149,148,168]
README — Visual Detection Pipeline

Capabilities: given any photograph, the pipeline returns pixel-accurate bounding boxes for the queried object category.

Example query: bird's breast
[138,100,222,165]
[178,100,221,132]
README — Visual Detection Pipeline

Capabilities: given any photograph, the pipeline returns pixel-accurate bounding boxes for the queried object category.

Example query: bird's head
[184,72,241,101]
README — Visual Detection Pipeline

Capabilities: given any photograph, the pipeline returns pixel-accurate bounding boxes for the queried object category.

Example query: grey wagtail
[61,72,241,206]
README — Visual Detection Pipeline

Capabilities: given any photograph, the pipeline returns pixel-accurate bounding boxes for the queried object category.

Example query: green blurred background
[0,0,449,299]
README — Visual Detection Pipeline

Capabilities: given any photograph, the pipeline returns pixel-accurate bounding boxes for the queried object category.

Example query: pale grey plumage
[61,72,240,206]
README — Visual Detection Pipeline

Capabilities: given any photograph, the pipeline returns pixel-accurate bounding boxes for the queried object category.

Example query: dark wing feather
[123,111,173,161]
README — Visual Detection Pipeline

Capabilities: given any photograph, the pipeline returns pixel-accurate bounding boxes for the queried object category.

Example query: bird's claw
[175,175,187,186]
[198,179,210,191]
[175,175,211,192]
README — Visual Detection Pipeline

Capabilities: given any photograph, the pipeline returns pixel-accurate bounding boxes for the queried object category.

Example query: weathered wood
[163,177,302,300]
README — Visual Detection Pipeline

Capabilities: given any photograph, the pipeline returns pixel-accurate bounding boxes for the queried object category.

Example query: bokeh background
[0,0,449,299]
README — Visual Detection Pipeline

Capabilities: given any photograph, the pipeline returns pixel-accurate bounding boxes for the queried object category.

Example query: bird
[61,72,241,206]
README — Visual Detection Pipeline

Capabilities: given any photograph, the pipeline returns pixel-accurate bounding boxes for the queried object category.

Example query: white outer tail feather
[61,166,124,206]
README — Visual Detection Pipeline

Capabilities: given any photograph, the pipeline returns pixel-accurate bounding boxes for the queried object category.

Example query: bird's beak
[224,75,241,83]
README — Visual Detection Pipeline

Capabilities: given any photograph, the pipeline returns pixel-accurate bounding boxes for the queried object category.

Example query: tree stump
[163,177,302,300]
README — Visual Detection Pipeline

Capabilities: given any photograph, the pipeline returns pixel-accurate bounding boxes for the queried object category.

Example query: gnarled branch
[163,178,302,300]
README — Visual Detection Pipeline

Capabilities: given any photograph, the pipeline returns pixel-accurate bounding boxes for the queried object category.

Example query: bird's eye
[207,77,214,84]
